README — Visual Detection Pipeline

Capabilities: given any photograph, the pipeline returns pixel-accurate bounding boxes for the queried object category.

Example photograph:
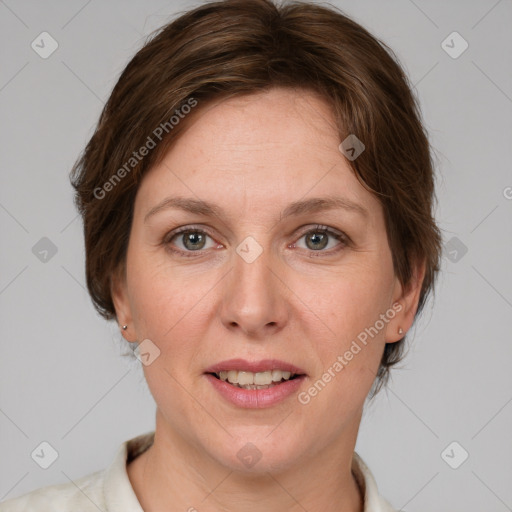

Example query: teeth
[215,370,296,387]
[271,369,283,382]
[227,370,238,383]
[254,371,272,385]
[237,371,253,386]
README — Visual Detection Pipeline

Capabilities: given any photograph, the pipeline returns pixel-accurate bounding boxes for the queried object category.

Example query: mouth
[203,359,306,408]
[203,358,307,390]
[207,369,302,390]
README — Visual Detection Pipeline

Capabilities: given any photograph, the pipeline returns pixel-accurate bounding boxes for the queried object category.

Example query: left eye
[293,226,346,252]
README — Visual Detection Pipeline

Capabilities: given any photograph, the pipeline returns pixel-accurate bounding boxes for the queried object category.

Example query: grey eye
[304,231,329,250]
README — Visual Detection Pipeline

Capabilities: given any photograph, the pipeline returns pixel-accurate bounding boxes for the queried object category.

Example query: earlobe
[386,259,426,343]
[110,266,135,342]
[385,302,406,344]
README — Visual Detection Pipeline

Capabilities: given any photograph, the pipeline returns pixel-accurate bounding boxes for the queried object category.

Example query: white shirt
[0,431,397,511]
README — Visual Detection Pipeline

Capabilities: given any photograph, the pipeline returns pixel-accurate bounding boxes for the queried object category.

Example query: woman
[1,0,441,510]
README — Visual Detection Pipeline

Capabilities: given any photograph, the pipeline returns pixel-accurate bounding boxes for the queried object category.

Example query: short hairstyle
[70,0,442,397]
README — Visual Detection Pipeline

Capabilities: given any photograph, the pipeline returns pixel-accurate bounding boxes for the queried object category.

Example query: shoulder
[0,431,154,512]
[0,469,105,511]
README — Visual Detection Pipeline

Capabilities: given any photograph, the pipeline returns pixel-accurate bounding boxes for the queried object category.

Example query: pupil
[306,232,327,250]
[184,232,205,250]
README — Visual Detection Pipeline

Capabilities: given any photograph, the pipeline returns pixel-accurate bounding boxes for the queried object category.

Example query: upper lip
[204,358,306,375]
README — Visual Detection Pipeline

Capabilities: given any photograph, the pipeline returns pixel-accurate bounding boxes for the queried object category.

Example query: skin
[112,87,425,512]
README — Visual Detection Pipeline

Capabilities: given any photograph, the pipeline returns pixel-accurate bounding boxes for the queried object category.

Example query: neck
[128,410,364,512]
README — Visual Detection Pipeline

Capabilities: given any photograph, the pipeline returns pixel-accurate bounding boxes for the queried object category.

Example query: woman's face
[113,87,420,472]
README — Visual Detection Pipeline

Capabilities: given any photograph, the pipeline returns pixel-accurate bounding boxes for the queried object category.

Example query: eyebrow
[144,195,368,224]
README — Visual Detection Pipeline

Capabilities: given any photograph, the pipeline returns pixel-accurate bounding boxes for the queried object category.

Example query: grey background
[1,0,511,510]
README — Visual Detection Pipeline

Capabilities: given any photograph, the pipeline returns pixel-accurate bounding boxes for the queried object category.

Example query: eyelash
[163,224,350,258]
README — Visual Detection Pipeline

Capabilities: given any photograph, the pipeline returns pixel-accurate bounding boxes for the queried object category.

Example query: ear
[110,264,136,342]
[385,258,426,344]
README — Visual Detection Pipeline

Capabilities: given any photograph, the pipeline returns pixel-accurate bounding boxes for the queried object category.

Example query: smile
[211,370,299,389]
[203,359,307,408]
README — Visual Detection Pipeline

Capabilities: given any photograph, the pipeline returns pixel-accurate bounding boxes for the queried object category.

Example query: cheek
[126,256,213,424]
[126,247,210,337]
[291,259,394,413]
[294,259,394,343]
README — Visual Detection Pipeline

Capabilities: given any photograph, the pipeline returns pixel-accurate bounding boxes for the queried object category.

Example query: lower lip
[205,374,306,408]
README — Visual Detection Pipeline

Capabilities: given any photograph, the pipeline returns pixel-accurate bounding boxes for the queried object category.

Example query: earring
[122,325,128,330]
[398,327,403,335]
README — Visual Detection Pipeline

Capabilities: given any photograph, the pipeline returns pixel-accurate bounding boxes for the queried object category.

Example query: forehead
[135,87,381,222]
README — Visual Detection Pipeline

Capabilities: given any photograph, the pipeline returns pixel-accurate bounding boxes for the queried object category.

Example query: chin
[204,428,305,474]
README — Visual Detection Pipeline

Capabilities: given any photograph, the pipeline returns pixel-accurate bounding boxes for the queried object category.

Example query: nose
[219,243,289,339]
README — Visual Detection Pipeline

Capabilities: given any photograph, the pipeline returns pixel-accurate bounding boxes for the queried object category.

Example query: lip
[203,358,306,375]
[204,359,307,409]
[204,373,306,408]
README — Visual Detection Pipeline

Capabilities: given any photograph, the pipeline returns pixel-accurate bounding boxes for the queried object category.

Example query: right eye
[164,226,221,257]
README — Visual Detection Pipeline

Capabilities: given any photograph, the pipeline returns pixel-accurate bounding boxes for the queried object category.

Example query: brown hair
[70,0,442,397]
